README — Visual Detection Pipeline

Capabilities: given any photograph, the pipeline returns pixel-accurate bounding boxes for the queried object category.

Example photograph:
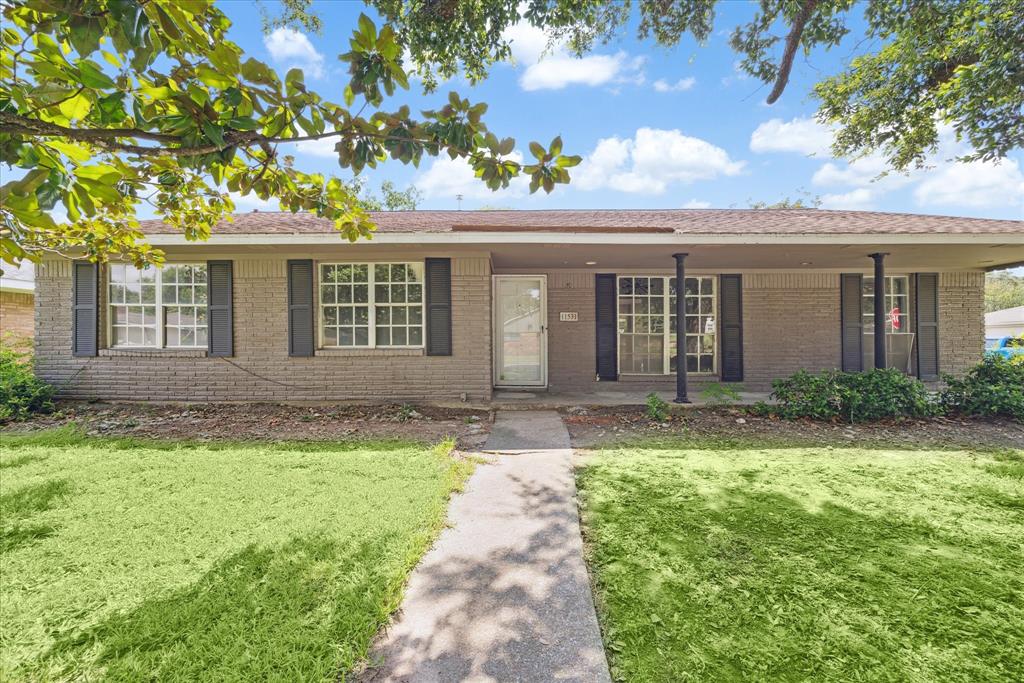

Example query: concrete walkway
[363,411,611,683]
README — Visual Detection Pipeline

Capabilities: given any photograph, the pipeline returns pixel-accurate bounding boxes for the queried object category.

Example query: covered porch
[487,235,1011,398]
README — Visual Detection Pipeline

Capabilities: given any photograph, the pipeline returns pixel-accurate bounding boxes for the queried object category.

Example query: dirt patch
[2,402,493,449]
[561,406,1024,450]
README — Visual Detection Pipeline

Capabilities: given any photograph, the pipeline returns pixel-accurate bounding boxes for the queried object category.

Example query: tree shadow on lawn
[588,432,1024,455]
[30,535,405,682]
[362,461,609,682]
[0,478,71,552]
[583,477,1024,681]
[0,452,48,469]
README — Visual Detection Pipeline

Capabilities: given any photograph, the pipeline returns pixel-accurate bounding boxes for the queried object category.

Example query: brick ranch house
[34,209,1024,404]
[1,267,34,343]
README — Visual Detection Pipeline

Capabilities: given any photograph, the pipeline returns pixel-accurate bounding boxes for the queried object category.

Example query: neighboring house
[32,209,1024,403]
[985,306,1024,338]
[1,262,34,343]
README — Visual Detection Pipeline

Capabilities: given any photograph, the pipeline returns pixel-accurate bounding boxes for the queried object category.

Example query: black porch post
[869,252,888,369]
[673,253,690,403]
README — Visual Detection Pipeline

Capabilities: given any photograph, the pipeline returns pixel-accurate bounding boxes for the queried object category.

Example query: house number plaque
[559,312,579,322]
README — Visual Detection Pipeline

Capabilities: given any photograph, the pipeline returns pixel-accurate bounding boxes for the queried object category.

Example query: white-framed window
[319,263,424,348]
[862,274,914,372]
[108,264,207,348]
[862,275,909,333]
[617,275,717,375]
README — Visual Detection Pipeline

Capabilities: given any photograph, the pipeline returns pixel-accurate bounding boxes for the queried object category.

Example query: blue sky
[212,3,1015,219]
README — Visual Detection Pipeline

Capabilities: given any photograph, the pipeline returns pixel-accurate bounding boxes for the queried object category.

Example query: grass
[0,426,473,681]
[577,438,1024,682]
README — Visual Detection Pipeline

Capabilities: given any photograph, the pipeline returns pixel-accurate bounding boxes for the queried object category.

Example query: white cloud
[229,191,280,212]
[576,128,745,194]
[750,117,834,157]
[415,152,529,201]
[503,19,645,91]
[682,199,712,208]
[284,133,339,159]
[914,158,1024,210]
[653,77,696,93]
[812,153,916,197]
[720,60,751,87]
[504,21,551,65]
[751,112,1023,214]
[520,51,644,91]
[820,188,876,210]
[264,28,325,79]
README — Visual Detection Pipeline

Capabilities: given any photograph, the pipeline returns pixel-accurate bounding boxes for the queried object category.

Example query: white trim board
[142,232,1024,246]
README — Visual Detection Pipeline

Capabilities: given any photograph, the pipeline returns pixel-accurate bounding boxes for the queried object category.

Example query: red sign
[889,307,901,329]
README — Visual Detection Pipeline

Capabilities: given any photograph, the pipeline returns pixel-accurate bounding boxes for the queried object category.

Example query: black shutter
[720,274,743,382]
[840,273,864,372]
[287,259,314,357]
[207,260,233,357]
[72,260,98,357]
[425,258,452,356]
[595,273,618,381]
[915,273,940,380]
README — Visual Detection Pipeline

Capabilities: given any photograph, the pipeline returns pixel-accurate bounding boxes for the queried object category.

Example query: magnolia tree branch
[0,111,468,159]
[766,0,818,105]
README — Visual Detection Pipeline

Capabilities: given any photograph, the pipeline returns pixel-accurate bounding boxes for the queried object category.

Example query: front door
[494,275,547,387]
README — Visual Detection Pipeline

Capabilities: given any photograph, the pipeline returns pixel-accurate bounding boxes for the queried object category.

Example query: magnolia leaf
[358,14,377,43]
[78,59,116,89]
[76,164,122,182]
[46,140,92,162]
[549,136,562,157]
[202,121,226,148]
[58,92,92,120]
[138,85,172,100]
[196,64,234,89]
[529,141,545,160]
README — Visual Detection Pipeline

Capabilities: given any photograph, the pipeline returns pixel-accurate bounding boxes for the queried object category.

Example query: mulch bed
[561,405,1024,450]
[1,402,493,449]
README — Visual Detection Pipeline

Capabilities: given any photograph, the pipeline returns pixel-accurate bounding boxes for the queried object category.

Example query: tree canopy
[0,0,580,267]
[377,0,1024,172]
[986,272,1024,313]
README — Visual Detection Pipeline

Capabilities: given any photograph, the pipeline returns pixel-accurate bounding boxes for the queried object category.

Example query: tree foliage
[0,0,581,267]
[375,0,1024,171]
[351,179,422,212]
[985,272,1024,313]
[747,190,822,209]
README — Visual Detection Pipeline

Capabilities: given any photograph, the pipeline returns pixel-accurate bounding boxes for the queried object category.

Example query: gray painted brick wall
[35,260,985,401]
[742,273,843,388]
[35,257,492,402]
[938,271,985,378]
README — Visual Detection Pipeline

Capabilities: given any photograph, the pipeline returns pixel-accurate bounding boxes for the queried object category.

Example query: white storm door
[494,276,547,387]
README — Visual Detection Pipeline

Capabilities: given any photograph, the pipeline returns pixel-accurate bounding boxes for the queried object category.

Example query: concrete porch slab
[491,389,771,409]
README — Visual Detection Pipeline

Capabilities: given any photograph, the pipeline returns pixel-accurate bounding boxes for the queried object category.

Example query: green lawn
[577,439,1024,682]
[0,427,471,682]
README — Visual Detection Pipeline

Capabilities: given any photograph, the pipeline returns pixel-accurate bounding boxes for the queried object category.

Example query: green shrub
[0,347,54,422]
[700,383,743,407]
[645,392,669,422]
[747,400,775,417]
[768,368,938,423]
[940,356,1024,421]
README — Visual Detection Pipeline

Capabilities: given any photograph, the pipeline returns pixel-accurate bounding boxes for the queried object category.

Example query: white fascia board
[0,279,35,293]
[142,232,1024,246]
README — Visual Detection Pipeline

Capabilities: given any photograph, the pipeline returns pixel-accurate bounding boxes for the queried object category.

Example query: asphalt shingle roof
[140,209,1023,235]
